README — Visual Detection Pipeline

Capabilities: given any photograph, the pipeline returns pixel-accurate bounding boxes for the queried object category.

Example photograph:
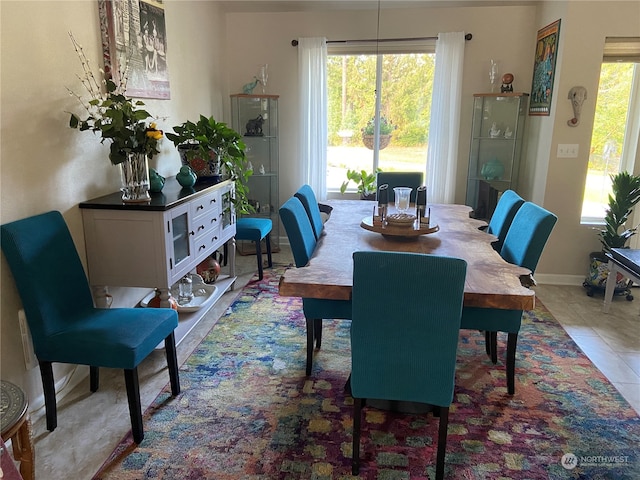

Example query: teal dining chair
[1,211,180,444]
[376,171,424,202]
[279,197,351,375]
[350,251,467,479]
[461,202,557,394]
[485,189,525,252]
[294,184,324,240]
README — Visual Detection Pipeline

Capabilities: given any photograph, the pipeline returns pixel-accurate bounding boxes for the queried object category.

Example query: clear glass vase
[119,153,151,203]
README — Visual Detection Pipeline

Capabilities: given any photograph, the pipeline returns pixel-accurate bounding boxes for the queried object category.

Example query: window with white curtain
[326,41,436,193]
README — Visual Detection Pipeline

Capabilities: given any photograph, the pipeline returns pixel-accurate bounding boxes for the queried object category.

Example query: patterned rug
[94,264,639,479]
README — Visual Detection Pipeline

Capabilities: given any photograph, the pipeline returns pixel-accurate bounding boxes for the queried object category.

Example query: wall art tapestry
[98,0,170,99]
[529,19,561,116]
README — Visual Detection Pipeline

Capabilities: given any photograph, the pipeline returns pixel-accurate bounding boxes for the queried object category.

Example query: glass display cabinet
[230,93,280,254]
[465,92,529,220]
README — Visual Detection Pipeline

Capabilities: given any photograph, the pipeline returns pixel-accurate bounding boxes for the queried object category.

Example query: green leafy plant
[362,116,396,136]
[166,115,254,214]
[598,171,640,253]
[340,168,381,197]
[67,33,162,165]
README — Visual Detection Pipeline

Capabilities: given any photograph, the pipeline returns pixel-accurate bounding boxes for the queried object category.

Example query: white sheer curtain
[426,32,466,204]
[298,37,328,200]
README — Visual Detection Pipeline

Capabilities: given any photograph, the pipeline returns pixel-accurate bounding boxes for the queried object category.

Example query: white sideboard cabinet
[80,178,236,346]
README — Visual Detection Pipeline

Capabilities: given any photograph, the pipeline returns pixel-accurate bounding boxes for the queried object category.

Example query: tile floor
[21,246,640,479]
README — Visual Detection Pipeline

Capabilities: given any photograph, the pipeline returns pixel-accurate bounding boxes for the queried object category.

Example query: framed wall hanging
[529,19,561,116]
[98,0,170,99]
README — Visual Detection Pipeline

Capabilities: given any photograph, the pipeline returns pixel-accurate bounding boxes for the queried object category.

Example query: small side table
[1,380,34,480]
[603,249,640,313]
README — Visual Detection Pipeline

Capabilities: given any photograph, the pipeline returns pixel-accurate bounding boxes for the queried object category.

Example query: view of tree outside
[582,62,636,221]
[327,53,435,192]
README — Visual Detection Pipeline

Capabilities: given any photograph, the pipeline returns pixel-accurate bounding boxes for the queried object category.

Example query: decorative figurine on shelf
[567,86,587,127]
[259,164,265,175]
[489,122,501,138]
[504,126,513,139]
[481,158,505,180]
[245,115,264,136]
[242,77,260,94]
[176,165,197,187]
[501,73,514,93]
[149,167,165,193]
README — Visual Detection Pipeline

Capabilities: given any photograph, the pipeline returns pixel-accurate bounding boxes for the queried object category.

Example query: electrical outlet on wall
[18,309,38,370]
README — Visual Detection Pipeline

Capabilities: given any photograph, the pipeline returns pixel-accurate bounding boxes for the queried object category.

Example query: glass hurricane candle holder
[393,187,412,213]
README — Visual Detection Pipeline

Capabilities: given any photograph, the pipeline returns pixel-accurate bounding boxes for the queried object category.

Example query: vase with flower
[67,34,163,203]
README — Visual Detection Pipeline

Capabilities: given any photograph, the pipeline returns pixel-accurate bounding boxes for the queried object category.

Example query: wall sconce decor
[567,86,587,127]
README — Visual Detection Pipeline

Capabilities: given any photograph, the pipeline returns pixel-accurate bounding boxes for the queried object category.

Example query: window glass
[581,62,637,222]
[327,52,435,193]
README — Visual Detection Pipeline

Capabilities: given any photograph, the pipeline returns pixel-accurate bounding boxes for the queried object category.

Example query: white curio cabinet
[466,92,529,220]
[80,178,236,346]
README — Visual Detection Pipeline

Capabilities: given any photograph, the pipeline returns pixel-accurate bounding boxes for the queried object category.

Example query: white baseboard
[535,274,586,286]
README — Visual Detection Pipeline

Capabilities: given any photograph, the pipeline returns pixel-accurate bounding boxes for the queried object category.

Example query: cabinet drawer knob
[197,225,205,231]
[196,204,204,211]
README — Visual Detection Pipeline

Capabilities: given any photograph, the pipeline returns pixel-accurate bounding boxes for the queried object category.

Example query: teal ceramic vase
[176,166,197,188]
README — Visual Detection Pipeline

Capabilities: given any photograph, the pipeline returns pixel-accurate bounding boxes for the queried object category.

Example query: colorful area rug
[94,265,640,479]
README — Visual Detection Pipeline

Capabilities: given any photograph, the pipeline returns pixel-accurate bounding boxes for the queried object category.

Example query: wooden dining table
[278,200,535,311]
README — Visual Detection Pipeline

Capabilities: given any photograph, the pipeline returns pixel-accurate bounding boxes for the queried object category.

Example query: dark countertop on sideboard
[79,176,230,211]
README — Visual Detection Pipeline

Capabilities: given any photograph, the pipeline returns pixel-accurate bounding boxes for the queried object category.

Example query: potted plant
[340,168,381,200]
[166,115,254,214]
[361,116,396,150]
[584,171,640,295]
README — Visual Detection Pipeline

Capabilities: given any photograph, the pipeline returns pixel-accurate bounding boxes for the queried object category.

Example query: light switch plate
[557,144,579,158]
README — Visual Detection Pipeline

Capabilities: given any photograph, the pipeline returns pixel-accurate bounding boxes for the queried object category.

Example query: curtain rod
[291,34,472,46]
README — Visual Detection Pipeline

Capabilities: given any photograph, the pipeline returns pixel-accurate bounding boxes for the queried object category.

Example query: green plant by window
[362,116,396,136]
[598,171,640,253]
[67,33,162,166]
[340,168,381,197]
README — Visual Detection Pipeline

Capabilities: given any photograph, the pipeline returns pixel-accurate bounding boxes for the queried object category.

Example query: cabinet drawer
[194,225,222,262]
[192,209,220,240]
[191,191,220,220]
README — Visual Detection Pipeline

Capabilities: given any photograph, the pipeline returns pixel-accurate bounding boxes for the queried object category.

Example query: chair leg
[314,318,322,348]
[90,366,99,392]
[506,333,518,395]
[39,360,57,432]
[305,317,315,376]
[265,233,273,268]
[352,397,363,475]
[255,238,264,280]
[489,331,498,364]
[165,332,181,396]
[485,331,491,356]
[435,406,450,480]
[124,368,144,444]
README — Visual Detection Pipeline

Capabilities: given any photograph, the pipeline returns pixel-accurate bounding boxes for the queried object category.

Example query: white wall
[0,0,226,410]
